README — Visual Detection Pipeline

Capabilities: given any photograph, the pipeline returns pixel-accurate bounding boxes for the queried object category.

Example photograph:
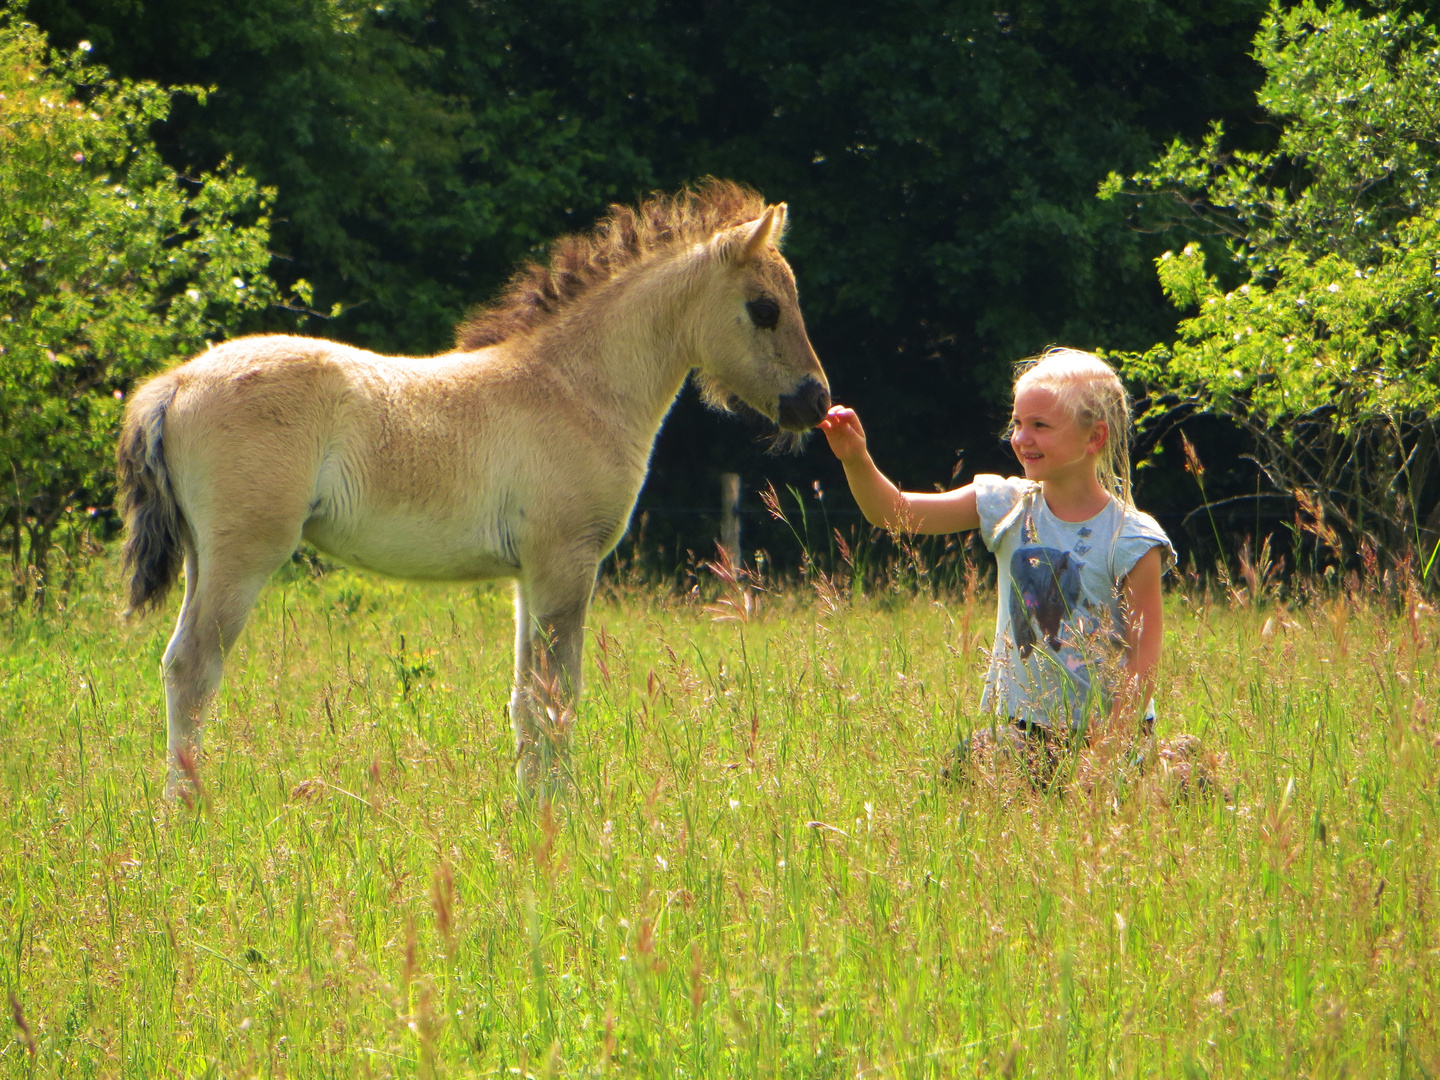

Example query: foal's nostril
[777,378,831,430]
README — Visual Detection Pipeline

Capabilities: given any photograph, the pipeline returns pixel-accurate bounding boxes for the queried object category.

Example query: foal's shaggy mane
[456,178,767,350]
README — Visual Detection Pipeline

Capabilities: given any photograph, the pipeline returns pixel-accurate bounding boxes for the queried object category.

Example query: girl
[820,349,1174,762]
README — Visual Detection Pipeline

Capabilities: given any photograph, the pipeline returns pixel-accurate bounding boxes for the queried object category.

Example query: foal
[118,180,830,797]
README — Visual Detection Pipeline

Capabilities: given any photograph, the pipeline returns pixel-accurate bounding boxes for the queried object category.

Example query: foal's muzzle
[777,378,831,430]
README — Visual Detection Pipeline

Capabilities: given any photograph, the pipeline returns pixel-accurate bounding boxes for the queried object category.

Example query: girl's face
[1009,383,1107,485]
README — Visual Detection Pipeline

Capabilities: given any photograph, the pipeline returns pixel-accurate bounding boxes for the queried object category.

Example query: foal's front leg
[510,564,596,796]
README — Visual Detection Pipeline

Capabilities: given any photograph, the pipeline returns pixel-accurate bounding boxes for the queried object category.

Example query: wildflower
[1180,432,1204,477]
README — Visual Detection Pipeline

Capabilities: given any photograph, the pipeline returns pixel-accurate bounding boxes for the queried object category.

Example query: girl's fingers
[819,405,868,461]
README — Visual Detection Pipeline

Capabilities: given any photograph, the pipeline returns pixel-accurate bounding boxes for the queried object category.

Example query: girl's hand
[819,405,869,463]
[821,404,981,534]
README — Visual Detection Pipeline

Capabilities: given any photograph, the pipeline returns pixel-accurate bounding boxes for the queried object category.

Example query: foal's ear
[735,203,787,264]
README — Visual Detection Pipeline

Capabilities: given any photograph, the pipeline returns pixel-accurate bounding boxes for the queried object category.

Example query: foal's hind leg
[161,533,299,799]
[511,558,598,796]
[161,542,206,795]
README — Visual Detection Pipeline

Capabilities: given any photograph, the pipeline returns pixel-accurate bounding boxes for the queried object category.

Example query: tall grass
[0,554,1435,1077]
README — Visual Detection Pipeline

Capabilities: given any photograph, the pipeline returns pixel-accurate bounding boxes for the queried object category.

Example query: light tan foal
[118,183,830,799]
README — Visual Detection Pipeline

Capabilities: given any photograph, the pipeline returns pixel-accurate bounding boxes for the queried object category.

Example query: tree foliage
[0,11,283,602]
[1105,1,1440,581]
[26,0,1270,561]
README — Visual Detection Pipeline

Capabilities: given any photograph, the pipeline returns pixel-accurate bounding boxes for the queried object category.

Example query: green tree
[26,0,1269,376]
[24,0,1271,565]
[1105,1,1440,582]
[23,0,699,350]
[0,11,284,604]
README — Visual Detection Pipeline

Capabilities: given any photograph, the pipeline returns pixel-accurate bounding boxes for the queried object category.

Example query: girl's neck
[1039,472,1112,523]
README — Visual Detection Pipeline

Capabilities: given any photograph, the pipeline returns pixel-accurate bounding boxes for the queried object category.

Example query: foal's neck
[535,252,708,448]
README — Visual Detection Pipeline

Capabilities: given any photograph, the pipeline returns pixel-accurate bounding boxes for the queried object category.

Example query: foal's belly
[302,512,519,582]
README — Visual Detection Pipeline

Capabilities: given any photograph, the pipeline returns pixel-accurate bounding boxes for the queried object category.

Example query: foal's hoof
[163,770,205,809]
[515,751,571,806]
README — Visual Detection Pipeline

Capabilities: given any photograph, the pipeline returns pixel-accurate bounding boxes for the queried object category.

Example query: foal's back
[153,334,547,581]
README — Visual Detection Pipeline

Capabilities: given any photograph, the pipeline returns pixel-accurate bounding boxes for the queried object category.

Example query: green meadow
[0,557,1436,1078]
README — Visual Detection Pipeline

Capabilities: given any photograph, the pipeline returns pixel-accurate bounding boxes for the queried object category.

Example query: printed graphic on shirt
[1008,546,1085,658]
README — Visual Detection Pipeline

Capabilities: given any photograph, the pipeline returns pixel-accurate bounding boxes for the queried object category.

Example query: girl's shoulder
[1118,504,1171,544]
[1114,504,1176,578]
[971,474,1040,550]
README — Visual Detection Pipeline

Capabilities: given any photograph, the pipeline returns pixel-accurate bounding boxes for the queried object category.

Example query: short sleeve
[1114,508,1176,580]
[972,474,1038,551]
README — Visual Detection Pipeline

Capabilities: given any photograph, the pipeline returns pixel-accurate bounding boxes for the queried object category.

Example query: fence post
[720,472,741,564]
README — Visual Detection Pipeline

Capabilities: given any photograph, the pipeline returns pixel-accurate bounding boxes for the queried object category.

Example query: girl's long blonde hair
[1013,348,1134,508]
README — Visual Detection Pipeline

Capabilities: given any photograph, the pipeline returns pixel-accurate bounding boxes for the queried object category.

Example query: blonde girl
[820,349,1174,750]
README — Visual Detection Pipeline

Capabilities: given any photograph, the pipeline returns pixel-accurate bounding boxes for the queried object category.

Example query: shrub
[0,11,288,606]
[1104,1,1440,585]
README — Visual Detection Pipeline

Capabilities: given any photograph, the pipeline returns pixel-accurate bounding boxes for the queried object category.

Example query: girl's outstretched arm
[819,405,980,535]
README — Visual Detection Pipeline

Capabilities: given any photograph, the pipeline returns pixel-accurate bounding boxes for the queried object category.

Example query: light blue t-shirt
[973,475,1175,733]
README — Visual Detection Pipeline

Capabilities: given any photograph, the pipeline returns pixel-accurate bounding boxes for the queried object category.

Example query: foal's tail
[116,377,184,615]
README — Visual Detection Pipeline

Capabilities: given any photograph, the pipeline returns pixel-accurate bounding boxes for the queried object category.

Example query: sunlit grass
[0,558,1436,1077]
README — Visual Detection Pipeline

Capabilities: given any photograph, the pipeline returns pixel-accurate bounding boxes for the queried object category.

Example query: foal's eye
[746,297,780,330]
